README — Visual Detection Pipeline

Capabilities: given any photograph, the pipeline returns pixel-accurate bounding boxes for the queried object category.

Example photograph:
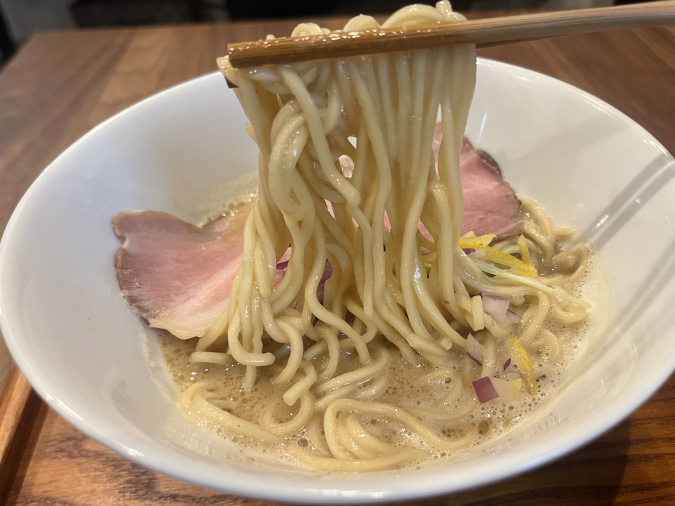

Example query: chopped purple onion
[503,357,512,370]
[482,295,509,324]
[467,333,485,366]
[505,310,521,324]
[317,260,333,303]
[276,260,289,271]
[321,260,333,283]
[472,377,499,403]
[482,294,521,326]
[462,248,475,255]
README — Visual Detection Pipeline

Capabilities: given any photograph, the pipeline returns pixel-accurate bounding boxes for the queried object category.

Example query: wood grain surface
[0,15,674,506]
[0,369,32,471]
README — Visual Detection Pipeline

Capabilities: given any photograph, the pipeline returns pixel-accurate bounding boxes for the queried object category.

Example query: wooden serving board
[0,14,674,505]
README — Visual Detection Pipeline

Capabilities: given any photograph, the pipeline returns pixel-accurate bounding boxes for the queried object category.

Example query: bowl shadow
[397,420,631,506]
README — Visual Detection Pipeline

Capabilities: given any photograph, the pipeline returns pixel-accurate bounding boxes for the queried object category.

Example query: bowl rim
[1,58,674,504]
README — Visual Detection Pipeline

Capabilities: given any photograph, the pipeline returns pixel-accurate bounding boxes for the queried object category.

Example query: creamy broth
[158,199,609,469]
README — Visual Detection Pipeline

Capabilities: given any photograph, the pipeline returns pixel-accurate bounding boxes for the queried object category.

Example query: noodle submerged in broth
[150,2,609,471]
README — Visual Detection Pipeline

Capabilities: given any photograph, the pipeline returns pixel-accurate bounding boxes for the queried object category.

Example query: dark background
[0,0,653,66]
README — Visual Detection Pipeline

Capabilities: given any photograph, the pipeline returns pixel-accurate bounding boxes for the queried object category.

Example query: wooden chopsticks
[227,1,675,68]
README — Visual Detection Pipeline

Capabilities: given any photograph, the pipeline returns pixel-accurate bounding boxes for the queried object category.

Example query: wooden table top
[0,14,674,506]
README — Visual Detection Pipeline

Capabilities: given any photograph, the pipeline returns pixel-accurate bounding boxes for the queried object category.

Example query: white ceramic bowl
[1,59,674,503]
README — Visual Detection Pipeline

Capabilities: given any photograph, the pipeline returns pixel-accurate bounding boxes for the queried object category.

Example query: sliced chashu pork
[114,134,521,339]
[432,125,521,238]
[456,137,522,238]
[113,201,253,339]
[382,128,522,238]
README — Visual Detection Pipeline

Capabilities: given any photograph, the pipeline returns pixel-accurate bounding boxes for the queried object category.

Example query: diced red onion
[503,357,512,370]
[466,333,485,366]
[505,310,521,324]
[316,260,333,303]
[321,260,333,283]
[482,294,519,326]
[472,377,499,403]
[276,260,289,271]
[462,248,475,255]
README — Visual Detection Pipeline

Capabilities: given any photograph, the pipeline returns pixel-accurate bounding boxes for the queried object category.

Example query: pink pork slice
[456,136,522,238]
[385,125,522,238]
[114,132,521,339]
[112,201,254,339]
